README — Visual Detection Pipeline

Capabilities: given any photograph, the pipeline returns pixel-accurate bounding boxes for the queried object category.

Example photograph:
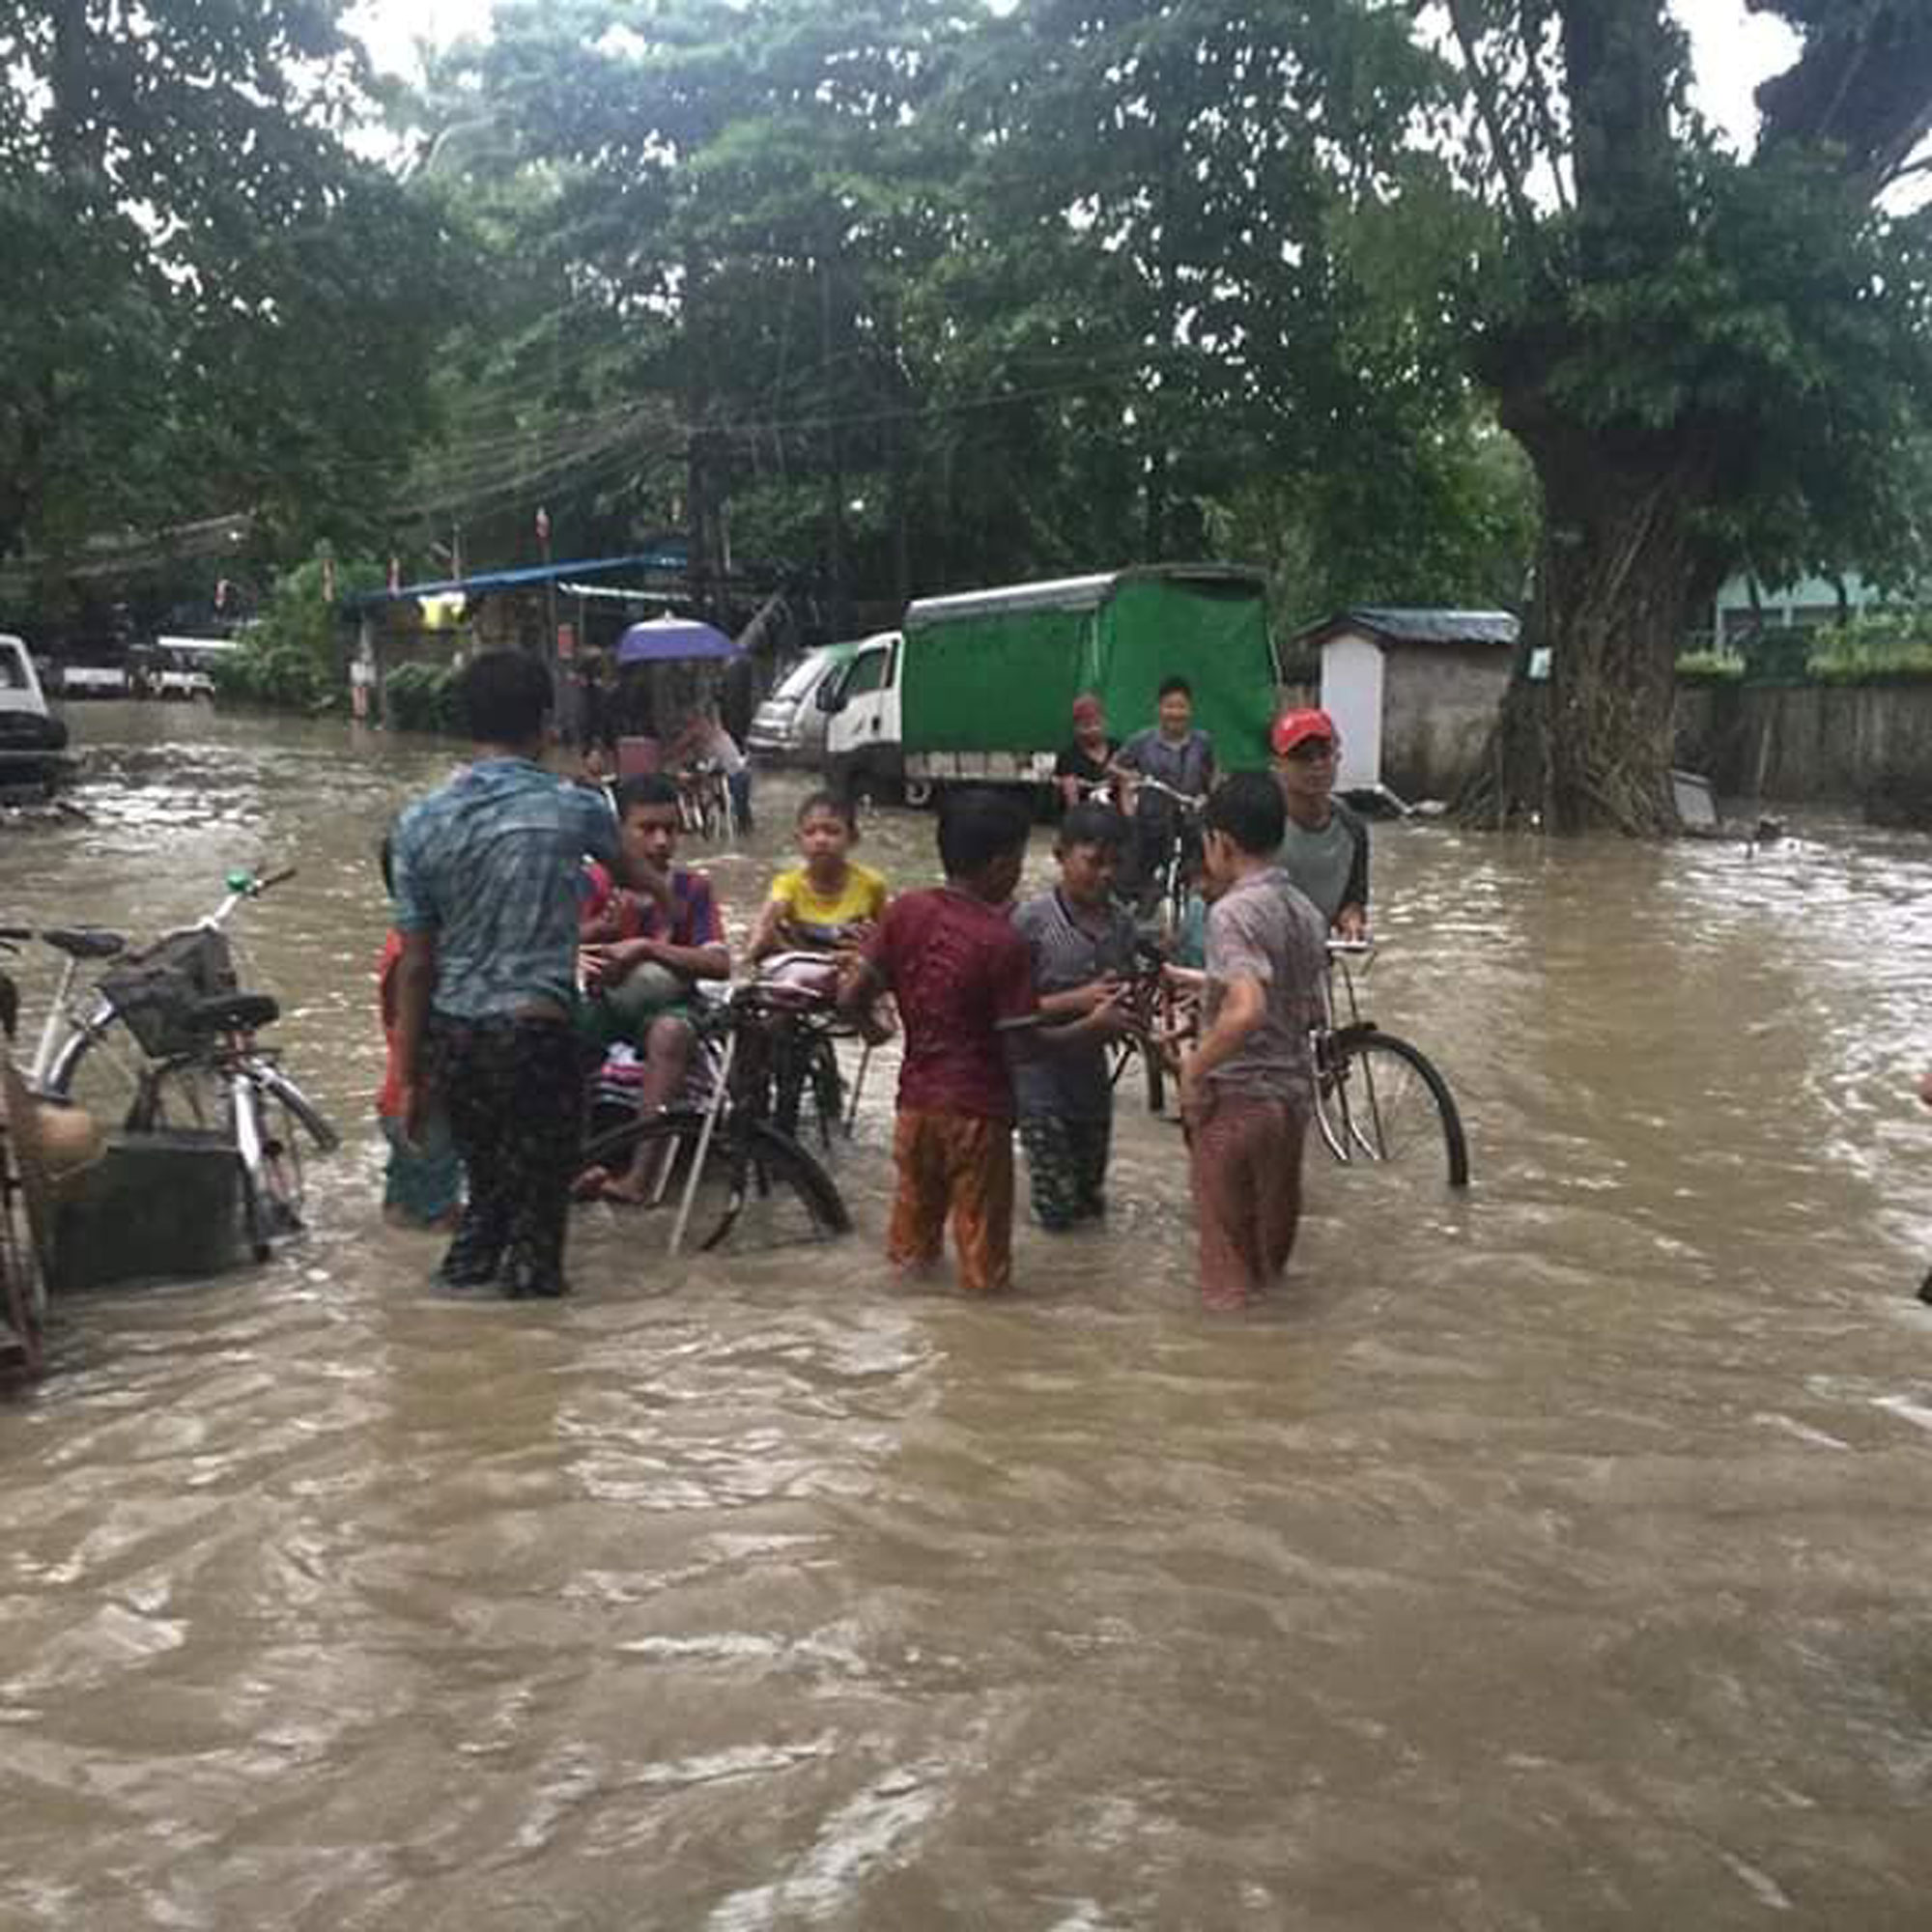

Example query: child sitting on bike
[1012,803,1139,1232]
[1176,773,1327,1311]
[576,774,731,1202]
[747,790,889,999]
[376,835,463,1232]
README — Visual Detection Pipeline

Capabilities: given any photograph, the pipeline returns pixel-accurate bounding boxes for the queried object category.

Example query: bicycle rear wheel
[1,1105,46,1376]
[575,1109,850,1257]
[1315,1028,1469,1188]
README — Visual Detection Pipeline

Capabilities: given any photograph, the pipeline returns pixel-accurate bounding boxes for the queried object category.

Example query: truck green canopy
[901,565,1279,771]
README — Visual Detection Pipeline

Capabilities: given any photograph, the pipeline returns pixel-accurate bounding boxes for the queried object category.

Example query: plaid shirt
[392,757,617,1019]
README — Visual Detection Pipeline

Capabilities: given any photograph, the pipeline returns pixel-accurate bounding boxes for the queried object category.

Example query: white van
[154,637,234,699]
[747,642,856,764]
[817,632,903,801]
[0,634,70,781]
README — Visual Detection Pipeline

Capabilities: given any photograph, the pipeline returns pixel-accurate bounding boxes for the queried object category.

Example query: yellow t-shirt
[767,861,889,937]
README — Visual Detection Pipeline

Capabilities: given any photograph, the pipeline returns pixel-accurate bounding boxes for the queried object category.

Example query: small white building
[1294,606,1519,803]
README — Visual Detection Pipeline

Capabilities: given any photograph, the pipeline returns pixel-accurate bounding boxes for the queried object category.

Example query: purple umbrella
[615,615,741,666]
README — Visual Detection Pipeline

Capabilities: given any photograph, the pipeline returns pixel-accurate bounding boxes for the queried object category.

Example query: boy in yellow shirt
[748,791,889,965]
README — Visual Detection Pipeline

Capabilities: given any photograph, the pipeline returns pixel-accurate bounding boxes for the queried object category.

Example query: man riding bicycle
[1116,675,1215,911]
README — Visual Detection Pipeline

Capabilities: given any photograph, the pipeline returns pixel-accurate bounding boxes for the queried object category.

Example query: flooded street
[4,701,1932,1929]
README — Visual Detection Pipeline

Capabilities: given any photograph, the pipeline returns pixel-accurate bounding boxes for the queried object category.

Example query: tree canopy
[6,0,1930,837]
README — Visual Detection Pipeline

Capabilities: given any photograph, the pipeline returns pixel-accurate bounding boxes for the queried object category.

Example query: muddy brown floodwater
[3,701,1932,1929]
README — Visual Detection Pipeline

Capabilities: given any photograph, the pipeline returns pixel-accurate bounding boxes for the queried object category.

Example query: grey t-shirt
[1011,888,1139,1120]
[1277,800,1369,926]
[1201,867,1327,1105]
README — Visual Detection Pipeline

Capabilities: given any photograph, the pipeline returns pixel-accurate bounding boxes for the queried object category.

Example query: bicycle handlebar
[1126,774,1205,810]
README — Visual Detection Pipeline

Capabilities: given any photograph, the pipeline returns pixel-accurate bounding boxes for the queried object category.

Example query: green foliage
[0,1,467,579]
[382,662,464,733]
[1673,649,1746,684]
[208,550,379,712]
[1807,611,1932,683]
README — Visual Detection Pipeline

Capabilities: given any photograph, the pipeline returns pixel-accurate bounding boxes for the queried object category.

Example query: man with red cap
[1269,707,1369,939]
[1053,692,1122,813]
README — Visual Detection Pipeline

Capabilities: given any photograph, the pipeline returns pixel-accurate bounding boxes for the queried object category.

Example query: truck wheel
[903,779,934,810]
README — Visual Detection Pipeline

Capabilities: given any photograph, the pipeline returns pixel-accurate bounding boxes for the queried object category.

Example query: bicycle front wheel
[575,1109,850,1257]
[1315,1028,1469,1188]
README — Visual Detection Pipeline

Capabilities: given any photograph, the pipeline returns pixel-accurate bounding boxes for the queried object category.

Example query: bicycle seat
[186,992,280,1035]
[42,927,127,959]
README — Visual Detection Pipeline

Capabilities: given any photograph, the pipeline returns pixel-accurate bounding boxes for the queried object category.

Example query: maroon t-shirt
[868,888,1037,1119]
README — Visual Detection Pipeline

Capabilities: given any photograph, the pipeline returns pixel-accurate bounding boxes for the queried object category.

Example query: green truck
[818,564,1280,803]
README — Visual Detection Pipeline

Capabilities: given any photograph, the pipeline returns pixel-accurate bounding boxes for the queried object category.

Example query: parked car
[818,565,1280,807]
[747,641,860,764]
[60,663,129,699]
[0,634,71,787]
[153,637,234,699]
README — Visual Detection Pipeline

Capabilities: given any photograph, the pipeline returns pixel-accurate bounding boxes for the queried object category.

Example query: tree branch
[1443,0,1542,249]
[1753,1,1932,196]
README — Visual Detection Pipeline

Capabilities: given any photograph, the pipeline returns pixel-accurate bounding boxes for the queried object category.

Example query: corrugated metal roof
[1295,606,1520,648]
[906,563,1264,627]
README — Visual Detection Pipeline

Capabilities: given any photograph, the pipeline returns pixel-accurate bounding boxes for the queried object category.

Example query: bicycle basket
[97,926,239,1058]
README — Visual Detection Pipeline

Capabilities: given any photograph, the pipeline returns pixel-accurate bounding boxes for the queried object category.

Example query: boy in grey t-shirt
[1012,805,1139,1230]
[1178,774,1327,1309]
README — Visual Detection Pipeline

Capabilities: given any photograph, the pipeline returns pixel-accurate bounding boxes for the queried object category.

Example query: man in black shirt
[1053,692,1122,812]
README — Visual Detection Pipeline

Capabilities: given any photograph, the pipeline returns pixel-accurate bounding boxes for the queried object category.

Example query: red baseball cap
[1270,706,1339,757]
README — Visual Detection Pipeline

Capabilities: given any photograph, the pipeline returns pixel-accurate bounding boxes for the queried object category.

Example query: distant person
[842,789,1124,1293]
[1270,707,1369,939]
[1012,804,1138,1232]
[388,649,618,1299]
[1117,674,1215,901]
[375,836,462,1233]
[748,790,889,975]
[575,775,731,1202]
[1176,772,1327,1311]
[1054,693,1122,813]
[672,701,753,833]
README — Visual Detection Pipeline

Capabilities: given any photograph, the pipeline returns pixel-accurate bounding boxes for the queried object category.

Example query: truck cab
[817,631,903,801]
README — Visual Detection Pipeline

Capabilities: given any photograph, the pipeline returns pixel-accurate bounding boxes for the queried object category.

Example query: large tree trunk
[1462,443,1716,835]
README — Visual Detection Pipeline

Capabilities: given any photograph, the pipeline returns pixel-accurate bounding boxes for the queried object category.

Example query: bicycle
[1312,939,1468,1187]
[0,965,50,1375]
[576,983,852,1257]
[674,762,735,841]
[1119,772,1204,950]
[3,868,341,1260]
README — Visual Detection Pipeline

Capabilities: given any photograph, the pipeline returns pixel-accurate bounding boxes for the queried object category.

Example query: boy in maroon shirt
[846,789,1121,1293]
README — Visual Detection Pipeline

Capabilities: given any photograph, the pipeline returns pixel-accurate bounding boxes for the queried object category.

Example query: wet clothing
[1200,867,1326,1109]
[1277,800,1369,928]
[867,888,1036,1120]
[391,757,616,1018]
[425,1012,584,1292]
[1053,736,1120,798]
[1117,725,1215,798]
[1118,726,1214,895]
[869,887,1036,1293]
[377,929,463,1227]
[1010,888,1137,1122]
[580,862,723,951]
[381,1114,463,1226]
[1188,1095,1307,1309]
[1019,1114,1112,1232]
[767,862,888,945]
[889,1109,1016,1293]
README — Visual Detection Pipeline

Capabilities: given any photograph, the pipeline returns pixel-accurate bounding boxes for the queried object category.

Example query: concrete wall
[1380,642,1513,801]
[1675,682,1932,802]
